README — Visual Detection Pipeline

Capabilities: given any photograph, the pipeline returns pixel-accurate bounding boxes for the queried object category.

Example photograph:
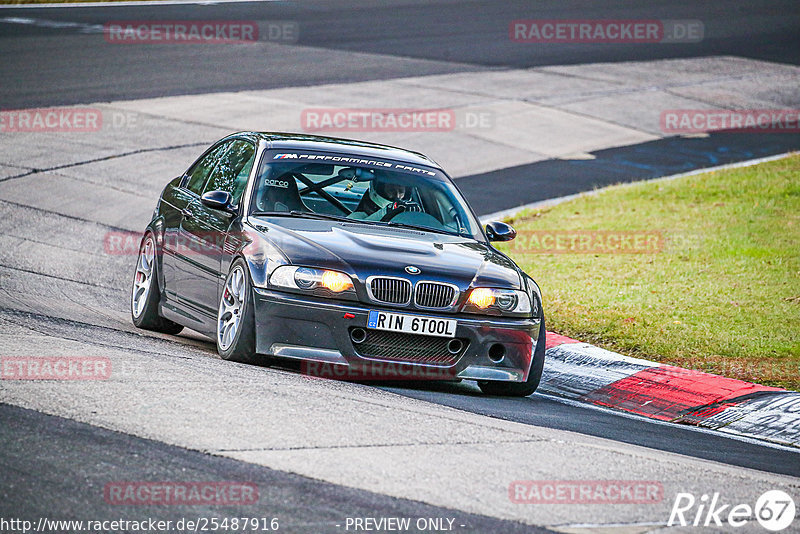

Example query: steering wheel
[380,200,422,222]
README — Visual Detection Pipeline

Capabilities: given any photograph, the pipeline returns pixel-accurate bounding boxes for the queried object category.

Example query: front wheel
[217,259,258,364]
[478,318,546,397]
[131,233,184,335]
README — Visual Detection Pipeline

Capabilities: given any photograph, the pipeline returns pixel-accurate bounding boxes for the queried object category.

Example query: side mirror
[485,221,517,242]
[201,190,235,213]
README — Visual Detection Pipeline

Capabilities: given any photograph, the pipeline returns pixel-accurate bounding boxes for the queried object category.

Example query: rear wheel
[478,318,546,397]
[217,259,258,364]
[130,233,184,335]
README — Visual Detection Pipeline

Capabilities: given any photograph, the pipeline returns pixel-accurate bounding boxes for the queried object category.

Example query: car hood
[249,216,523,290]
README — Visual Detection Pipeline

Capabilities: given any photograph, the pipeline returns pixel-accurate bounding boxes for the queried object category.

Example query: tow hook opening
[350,327,367,344]
[488,343,506,363]
[447,338,464,354]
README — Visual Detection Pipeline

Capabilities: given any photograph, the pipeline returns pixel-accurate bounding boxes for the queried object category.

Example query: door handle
[182,208,194,218]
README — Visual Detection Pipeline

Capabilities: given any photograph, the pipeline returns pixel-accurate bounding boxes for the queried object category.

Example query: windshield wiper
[251,210,352,222]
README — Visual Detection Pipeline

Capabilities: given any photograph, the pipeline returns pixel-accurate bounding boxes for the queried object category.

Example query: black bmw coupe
[131,132,545,396]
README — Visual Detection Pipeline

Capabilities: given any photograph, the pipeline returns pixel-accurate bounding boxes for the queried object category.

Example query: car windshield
[249,151,482,239]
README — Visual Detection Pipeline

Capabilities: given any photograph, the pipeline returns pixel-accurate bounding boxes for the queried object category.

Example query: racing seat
[257,173,309,213]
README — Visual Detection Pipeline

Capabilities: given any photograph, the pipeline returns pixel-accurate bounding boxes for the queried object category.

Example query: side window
[202,140,256,206]
[185,142,231,194]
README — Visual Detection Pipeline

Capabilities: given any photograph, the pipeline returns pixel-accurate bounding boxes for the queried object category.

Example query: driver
[351,170,414,221]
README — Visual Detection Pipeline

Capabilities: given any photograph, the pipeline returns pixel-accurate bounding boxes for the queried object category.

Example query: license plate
[367,310,456,338]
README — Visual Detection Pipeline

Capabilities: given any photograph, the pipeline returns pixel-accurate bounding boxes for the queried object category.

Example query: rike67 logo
[669,490,795,531]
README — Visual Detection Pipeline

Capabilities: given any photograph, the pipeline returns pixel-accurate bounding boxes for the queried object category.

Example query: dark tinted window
[202,140,256,206]
[185,142,230,194]
[251,152,480,239]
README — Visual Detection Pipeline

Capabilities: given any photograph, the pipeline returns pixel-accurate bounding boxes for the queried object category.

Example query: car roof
[231,132,441,168]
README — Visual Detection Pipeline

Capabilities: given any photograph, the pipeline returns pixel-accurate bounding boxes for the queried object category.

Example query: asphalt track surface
[2,0,798,214]
[0,0,799,108]
[1,0,799,530]
[380,382,800,479]
[0,403,550,534]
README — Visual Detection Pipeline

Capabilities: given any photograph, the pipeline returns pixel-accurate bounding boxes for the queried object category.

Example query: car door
[179,139,256,322]
[161,141,232,318]
[157,178,192,303]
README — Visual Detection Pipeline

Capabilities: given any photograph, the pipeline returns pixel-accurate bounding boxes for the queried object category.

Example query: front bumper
[252,288,541,382]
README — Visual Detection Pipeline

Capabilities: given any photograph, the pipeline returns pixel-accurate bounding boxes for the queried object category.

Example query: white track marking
[0,0,280,8]
[0,16,104,32]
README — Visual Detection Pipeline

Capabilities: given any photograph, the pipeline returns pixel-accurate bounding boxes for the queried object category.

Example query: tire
[131,232,184,335]
[216,259,258,364]
[478,317,546,397]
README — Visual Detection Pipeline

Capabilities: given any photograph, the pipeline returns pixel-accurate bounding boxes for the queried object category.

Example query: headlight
[269,266,356,299]
[463,288,532,316]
